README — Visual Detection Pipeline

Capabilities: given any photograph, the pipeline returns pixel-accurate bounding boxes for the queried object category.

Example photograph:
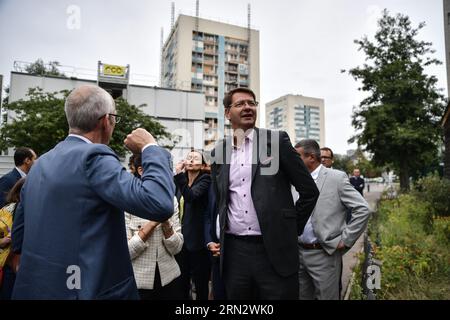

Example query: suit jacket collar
[66,134,93,144]
[315,165,329,193]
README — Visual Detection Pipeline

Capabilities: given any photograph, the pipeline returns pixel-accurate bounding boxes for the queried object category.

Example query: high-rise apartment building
[161,14,260,149]
[266,94,325,146]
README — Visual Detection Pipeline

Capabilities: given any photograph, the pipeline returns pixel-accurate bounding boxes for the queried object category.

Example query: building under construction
[161,4,260,149]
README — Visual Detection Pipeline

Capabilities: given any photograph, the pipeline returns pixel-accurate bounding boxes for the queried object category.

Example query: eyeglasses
[321,156,333,160]
[229,99,259,109]
[98,113,121,124]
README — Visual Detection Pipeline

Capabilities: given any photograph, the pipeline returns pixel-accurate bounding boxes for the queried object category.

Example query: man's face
[102,107,117,145]
[296,147,314,172]
[24,150,37,173]
[321,150,333,168]
[353,169,360,177]
[225,92,257,131]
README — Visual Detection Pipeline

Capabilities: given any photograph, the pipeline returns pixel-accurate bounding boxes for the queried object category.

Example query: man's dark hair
[223,87,256,109]
[295,139,321,162]
[14,147,34,166]
[320,147,334,159]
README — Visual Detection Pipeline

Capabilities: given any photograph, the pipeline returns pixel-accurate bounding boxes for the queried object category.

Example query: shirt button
[245,211,248,213]
[242,178,245,182]
[248,227,251,230]
[244,194,246,197]
[241,164,244,166]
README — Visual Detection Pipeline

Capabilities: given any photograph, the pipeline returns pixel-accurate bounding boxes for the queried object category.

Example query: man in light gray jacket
[294,139,370,300]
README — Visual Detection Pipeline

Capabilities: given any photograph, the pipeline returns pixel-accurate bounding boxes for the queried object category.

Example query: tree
[25,59,66,77]
[346,10,446,191]
[0,88,172,158]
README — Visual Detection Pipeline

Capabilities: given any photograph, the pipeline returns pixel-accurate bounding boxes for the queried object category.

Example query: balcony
[203,59,215,66]
[204,49,216,55]
[192,46,203,53]
[191,78,203,85]
[192,56,203,63]
[205,91,218,97]
[204,38,216,44]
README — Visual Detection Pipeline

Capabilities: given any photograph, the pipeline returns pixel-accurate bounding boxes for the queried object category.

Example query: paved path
[341,183,384,299]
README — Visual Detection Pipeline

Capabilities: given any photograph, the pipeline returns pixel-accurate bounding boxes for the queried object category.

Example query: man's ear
[225,108,231,120]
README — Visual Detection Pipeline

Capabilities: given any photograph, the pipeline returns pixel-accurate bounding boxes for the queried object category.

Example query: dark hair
[14,147,34,166]
[223,87,256,109]
[295,139,321,162]
[133,153,143,177]
[128,154,136,166]
[320,147,334,159]
[6,177,26,204]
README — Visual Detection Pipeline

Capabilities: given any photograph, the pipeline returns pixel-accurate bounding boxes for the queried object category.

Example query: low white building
[2,70,205,172]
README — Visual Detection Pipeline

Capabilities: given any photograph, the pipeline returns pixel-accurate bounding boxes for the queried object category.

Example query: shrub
[413,174,450,218]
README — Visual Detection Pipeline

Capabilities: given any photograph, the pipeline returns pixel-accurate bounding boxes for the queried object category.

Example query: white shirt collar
[15,167,27,178]
[311,164,323,182]
[68,134,93,144]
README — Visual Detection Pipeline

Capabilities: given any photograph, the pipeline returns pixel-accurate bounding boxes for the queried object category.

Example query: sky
[0,0,447,154]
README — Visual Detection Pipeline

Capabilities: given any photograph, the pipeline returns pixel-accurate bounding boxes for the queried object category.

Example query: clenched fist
[124,128,156,154]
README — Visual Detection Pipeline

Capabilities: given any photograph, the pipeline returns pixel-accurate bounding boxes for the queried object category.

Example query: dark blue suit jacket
[174,172,211,252]
[11,136,175,299]
[0,168,22,208]
[203,183,218,246]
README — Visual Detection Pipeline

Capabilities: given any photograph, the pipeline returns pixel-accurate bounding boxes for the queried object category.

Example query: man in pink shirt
[210,88,319,299]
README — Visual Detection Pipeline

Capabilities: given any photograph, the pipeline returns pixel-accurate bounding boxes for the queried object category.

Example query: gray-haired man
[294,139,370,300]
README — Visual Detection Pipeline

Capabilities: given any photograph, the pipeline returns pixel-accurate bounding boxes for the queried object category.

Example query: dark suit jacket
[350,176,365,195]
[203,183,219,246]
[211,128,319,277]
[0,168,22,208]
[175,172,211,252]
[11,136,175,299]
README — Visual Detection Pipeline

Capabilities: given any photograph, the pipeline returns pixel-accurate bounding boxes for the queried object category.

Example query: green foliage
[363,194,450,299]
[347,9,446,191]
[412,174,450,218]
[333,149,384,177]
[111,98,172,157]
[0,88,171,158]
[24,59,66,77]
[0,88,68,155]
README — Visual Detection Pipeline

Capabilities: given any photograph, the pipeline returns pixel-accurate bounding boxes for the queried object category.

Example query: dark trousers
[178,247,211,300]
[223,234,298,300]
[0,265,16,300]
[211,255,226,300]
[138,264,183,300]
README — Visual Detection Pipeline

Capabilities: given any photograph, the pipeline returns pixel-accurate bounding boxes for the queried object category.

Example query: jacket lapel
[315,166,328,193]
[251,127,263,181]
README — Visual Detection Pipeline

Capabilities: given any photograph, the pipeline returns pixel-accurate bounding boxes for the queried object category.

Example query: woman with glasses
[174,149,211,300]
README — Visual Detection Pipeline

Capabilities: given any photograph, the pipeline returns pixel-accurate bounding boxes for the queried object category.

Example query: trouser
[211,255,226,300]
[223,234,298,300]
[178,247,211,300]
[0,265,16,300]
[298,246,342,300]
[138,264,183,300]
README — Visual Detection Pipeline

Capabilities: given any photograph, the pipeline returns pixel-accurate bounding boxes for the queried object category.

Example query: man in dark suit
[11,85,175,299]
[210,88,319,299]
[0,147,36,207]
[350,168,365,196]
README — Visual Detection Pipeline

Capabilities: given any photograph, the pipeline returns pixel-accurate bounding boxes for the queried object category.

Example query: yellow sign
[103,64,126,76]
